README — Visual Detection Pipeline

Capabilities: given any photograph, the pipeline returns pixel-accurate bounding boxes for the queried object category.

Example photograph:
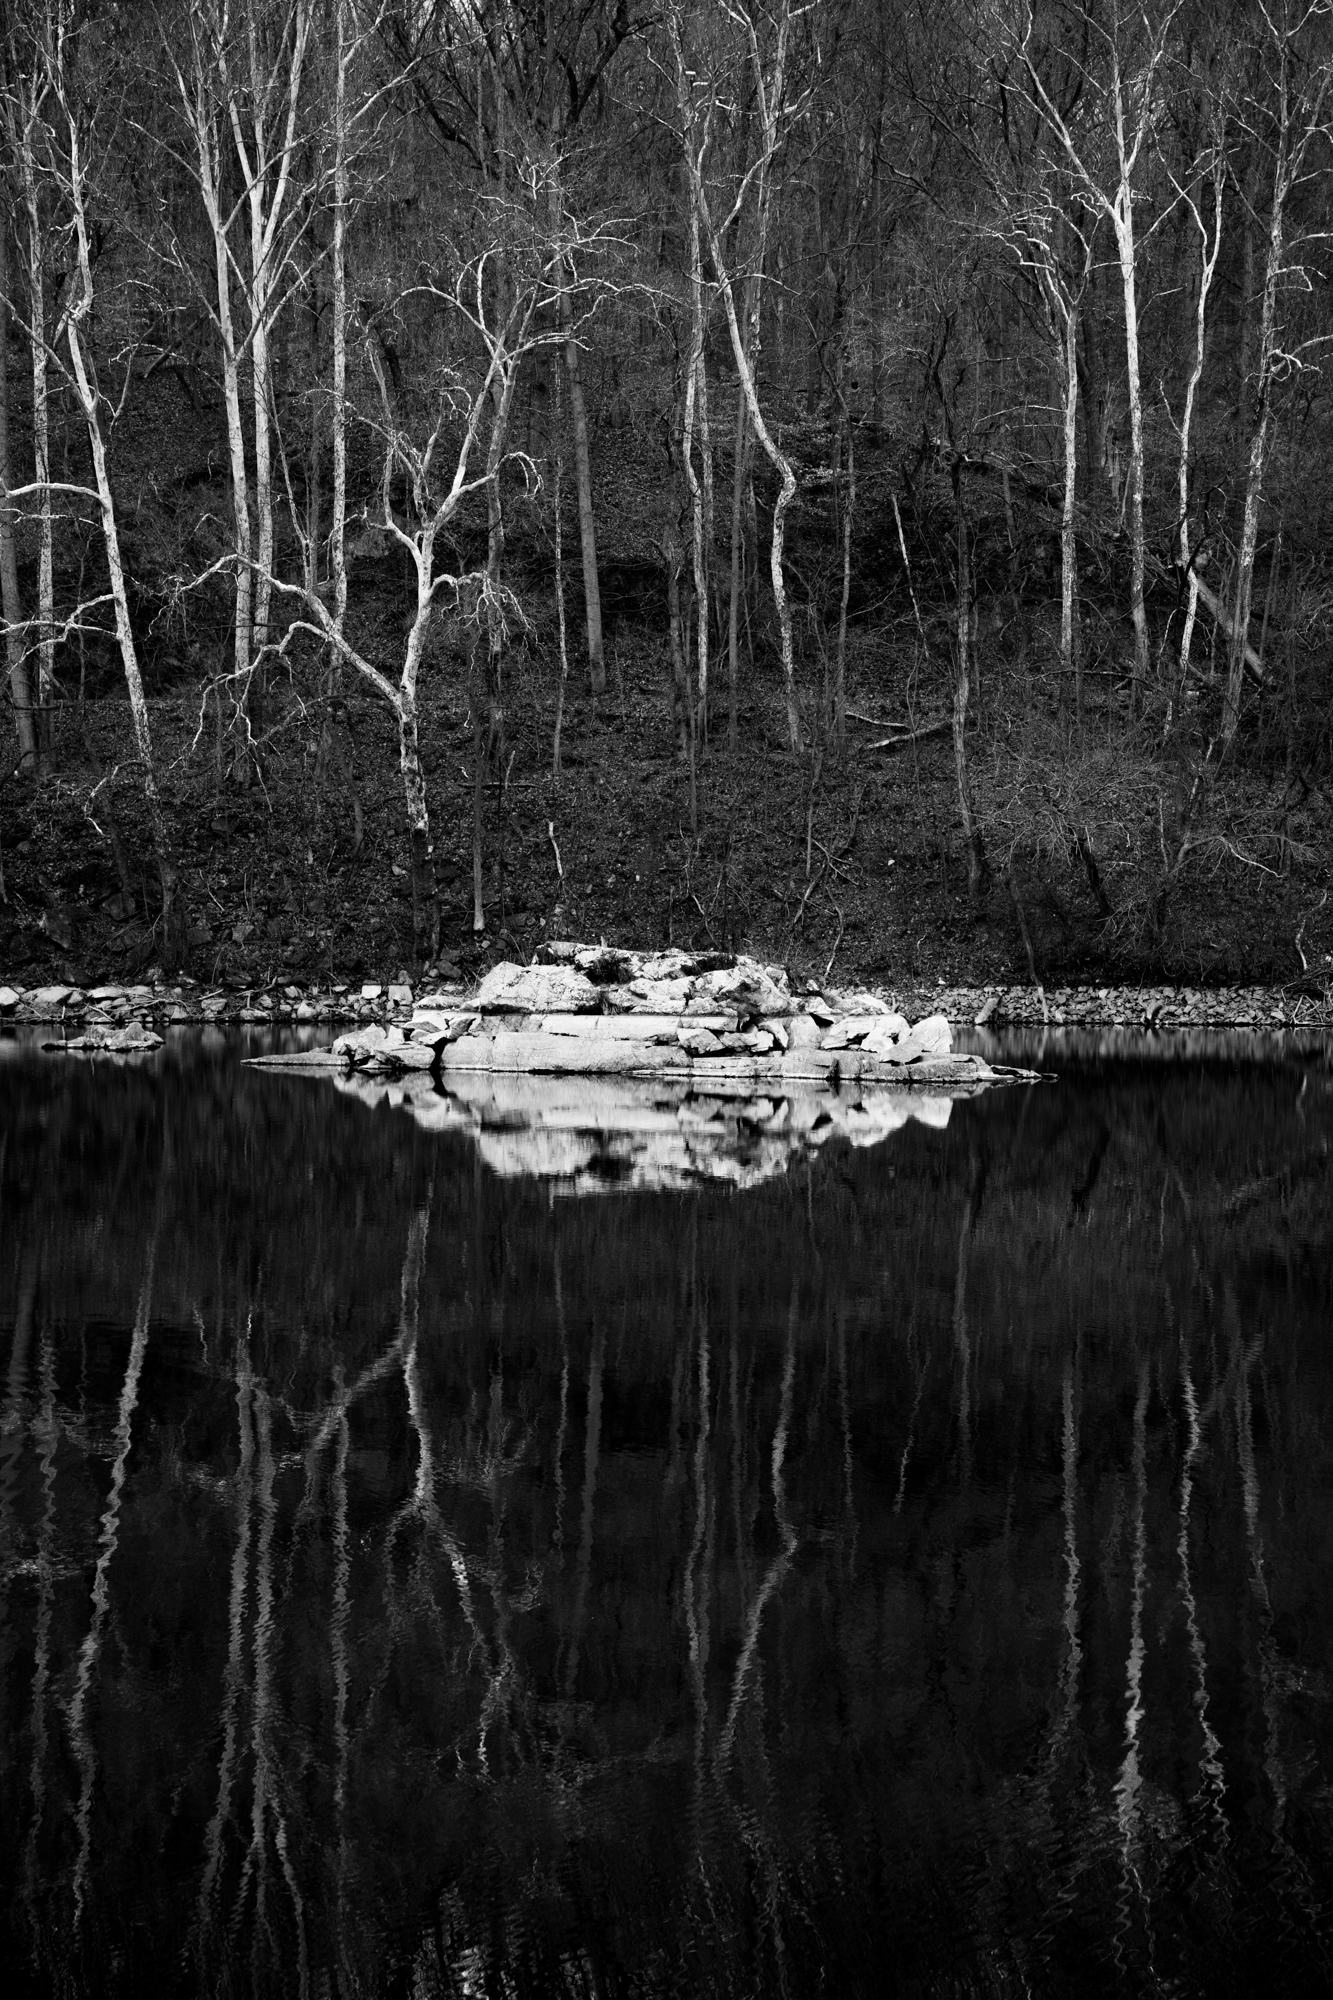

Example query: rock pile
[294,945,1008,1091]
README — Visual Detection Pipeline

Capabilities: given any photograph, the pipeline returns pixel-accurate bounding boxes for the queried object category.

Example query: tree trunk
[682,186,709,727]
[191,89,254,774]
[952,462,987,904]
[1236,147,1259,438]
[18,123,55,760]
[665,527,691,763]
[726,384,750,748]
[707,261,799,750]
[330,0,348,649]
[1058,292,1079,713]
[695,344,714,727]
[245,232,273,766]
[1174,162,1224,708]
[834,390,854,757]
[64,220,184,967]
[304,263,321,599]
[398,684,439,963]
[550,354,569,788]
[1224,87,1290,744]
[1112,190,1149,683]
[0,219,38,772]
[549,146,605,696]
[1075,247,1111,496]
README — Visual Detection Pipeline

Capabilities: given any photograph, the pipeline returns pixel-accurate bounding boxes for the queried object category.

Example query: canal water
[1,1033,1331,1997]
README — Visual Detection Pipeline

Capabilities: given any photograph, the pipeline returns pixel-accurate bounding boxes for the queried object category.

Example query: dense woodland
[2,0,1332,987]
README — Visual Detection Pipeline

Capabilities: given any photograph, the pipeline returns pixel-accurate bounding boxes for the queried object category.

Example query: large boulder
[911,1013,953,1056]
[860,1014,915,1060]
[603,976,692,1015]
[687,957,791,1018]
[475,961,601,1013]
[821,1015,883,1050]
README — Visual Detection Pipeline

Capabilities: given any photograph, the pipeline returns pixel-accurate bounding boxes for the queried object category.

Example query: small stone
[32,985,71,1005]
[387,983,413,1007]
[361,983,383,1000]
[284,985,302,999]
[0,987,20,1010]
[678,1025,724,1057]
[295,1002,316,1021]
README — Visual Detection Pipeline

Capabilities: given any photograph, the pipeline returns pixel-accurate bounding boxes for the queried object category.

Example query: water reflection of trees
[1,1041,1332,1994]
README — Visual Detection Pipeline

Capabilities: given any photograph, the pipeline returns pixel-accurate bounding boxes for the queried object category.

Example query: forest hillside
[1,0,1331,993]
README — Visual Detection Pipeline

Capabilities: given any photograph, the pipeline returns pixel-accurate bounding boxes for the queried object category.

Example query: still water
[1,1033,1331,1997]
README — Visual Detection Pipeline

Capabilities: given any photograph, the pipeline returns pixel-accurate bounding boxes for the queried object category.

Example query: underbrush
[2,583,1331,995]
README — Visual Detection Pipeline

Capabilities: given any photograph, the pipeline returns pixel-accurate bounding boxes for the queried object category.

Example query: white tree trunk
[0,218,37,770]
[1224,76,1291,743]
[1175,162,1224,698]
[726,383,749,746]
[708,249,799,751]
[670,0,797,747]
[549,143,605,695]
[330,0,348,642]
[63,124,182,962]
[186,76,254,737]
[18,127,54,751]
[1059,295,1079,699]
[682,187,709,720]
[1112,191,1149,683]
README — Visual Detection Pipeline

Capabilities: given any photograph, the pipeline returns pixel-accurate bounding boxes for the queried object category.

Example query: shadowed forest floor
[3,603,1331,997]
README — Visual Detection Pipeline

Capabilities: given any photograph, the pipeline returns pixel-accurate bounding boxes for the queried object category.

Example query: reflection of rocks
[262,945,1023,1095]
[323,1068,971,1194]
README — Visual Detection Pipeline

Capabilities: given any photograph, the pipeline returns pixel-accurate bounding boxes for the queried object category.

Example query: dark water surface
[2,1033,1332,1997]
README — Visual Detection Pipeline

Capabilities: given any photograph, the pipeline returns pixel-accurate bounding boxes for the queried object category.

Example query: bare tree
[667,0,804,750]
[1,41,58,765]
[163,0,317,784]
[1019,0,1184,688]
[0,207,38,770]
[267,204,594,958]
[7,12,188,960]
[1222,0,1333,742]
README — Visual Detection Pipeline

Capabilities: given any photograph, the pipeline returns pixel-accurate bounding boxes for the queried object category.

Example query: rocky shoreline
[3,969,1328,1035]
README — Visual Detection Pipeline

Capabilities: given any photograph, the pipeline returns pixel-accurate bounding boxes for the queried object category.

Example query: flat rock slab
[539,1013,701,1040]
